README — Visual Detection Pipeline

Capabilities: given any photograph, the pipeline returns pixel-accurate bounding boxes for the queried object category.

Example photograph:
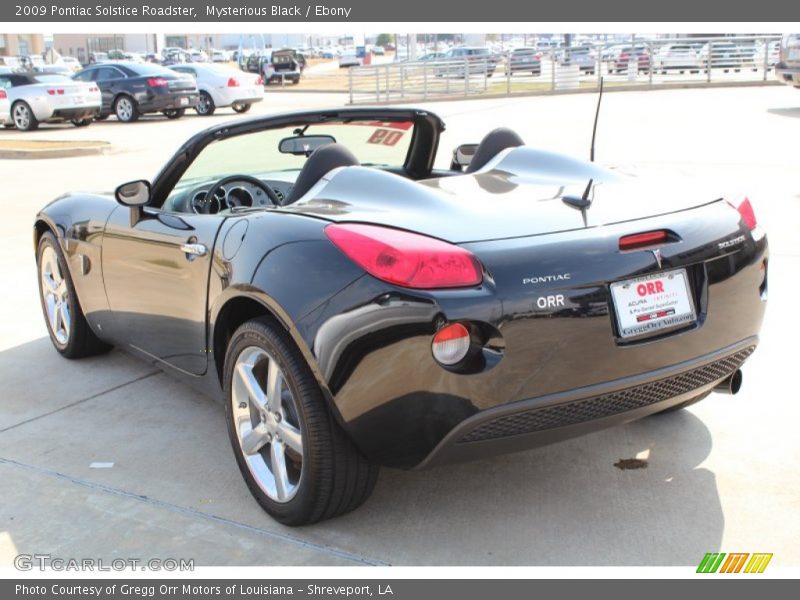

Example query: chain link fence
[347,35,782,104]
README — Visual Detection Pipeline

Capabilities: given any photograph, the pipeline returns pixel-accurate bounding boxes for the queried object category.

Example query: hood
[284,146,723,244]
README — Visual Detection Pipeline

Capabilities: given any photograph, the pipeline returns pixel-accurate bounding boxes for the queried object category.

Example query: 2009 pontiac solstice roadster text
[34,107,767,525]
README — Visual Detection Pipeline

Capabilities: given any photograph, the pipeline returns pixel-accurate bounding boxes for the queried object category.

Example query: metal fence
[347,35,782,104]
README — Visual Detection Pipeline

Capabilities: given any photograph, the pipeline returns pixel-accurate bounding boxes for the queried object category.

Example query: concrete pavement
[1,86,798,566]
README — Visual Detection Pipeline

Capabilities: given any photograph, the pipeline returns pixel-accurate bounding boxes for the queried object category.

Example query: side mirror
[451,143,478,170]
[115,180,151,207]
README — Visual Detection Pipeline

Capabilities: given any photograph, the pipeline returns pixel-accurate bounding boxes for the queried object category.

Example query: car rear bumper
[49,107,100,121]
[140,93,199,113]
[775,62,800,86]
[415,338,756,469]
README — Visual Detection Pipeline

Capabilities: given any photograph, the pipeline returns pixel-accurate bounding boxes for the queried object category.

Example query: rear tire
[162,108,185,119]
[36,231,112,358]
[224,317,378,525]
[231,103,251,113]
[12,101,39,131]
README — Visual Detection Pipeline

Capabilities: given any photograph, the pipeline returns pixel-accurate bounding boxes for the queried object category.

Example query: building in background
[0,34,45,57]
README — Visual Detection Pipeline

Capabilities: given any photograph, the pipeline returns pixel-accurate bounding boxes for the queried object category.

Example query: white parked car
[338,52,361,68]
[0,72,101,130]
[0,86,9,126]
[60,56,83,72]
[656,44,701,72]
[169,63,263,115]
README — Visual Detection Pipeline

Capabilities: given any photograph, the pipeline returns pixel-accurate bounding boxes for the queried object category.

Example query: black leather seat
[466,127,525,173]
[283,143,360,205]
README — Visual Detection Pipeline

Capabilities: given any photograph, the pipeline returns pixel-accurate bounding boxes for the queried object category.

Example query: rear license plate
[179,97,189,106]
[72,95,84,104]
[611,269,696,338]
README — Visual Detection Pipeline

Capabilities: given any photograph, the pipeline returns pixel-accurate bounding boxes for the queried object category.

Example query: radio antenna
[590,77,604,162]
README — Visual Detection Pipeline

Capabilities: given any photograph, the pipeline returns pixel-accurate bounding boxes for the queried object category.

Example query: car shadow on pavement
[767,107,800,118]
[0,337,723,567]
[329,407,723,566]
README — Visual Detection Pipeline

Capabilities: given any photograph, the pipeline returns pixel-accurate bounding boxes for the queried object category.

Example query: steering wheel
[201,175,282,213]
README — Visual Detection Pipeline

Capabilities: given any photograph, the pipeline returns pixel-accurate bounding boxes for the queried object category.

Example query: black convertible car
[35,108,767,525]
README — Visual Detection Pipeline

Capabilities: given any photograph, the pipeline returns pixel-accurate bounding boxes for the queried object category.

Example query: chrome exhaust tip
[714,369,743,395]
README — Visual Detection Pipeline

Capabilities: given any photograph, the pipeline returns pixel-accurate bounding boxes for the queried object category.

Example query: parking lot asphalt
[1,86,799,567]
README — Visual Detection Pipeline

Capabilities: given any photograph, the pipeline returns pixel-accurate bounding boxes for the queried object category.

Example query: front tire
[224,317,378,525]
[12,101,39,131]
[196,91,216,115]
[231,102,251,113]
[37,232,112,358]
[114,95,139,122]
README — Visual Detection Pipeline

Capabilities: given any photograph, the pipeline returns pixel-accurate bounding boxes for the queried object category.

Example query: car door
[92,66,126,111]
[101,206,224,375]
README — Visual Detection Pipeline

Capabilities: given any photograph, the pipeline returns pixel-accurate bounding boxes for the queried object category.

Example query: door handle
[180,242,208,257]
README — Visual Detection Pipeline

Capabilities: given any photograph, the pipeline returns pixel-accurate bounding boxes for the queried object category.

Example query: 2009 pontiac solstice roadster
[35,107,767,525]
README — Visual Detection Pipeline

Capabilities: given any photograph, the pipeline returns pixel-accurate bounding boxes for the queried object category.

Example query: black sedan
[34,108,767,525]
[73,61,199,122]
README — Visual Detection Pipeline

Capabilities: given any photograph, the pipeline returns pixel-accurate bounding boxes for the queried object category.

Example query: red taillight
[0,90,6,99]
[324,223,483,289]
[47,89,56,95]
[227,77,239,87]
[57,89,65,95]
[147,77,169,88]
[88,86,99,92]
[255,76,263,85]
[619,230,670,251]
[728,197,757,231]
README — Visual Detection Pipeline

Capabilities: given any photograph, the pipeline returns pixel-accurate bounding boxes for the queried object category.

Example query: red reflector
[227,77,239,87]
[619,230,669,251]
[147,77,169,88]
[325,223,482,289]
[734,197,757,231]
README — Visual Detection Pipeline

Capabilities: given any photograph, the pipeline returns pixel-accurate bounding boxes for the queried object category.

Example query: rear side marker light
[432,323,471,366]
[619,230,670,251]
[325,223,482,289]
[727,197,757,231]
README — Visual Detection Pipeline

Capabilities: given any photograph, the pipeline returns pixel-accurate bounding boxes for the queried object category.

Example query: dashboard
[166,178,295,214]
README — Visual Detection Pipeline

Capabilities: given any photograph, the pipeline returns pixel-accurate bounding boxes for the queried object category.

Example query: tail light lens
[0,90,6,99]
[227,77,239,87]
[88,86,99,92]
[325,223,482,289]
[728,197,757,231]
[432,323,471,366]
[619,230,670,251]
[147,77,169,88]
[255,76,263,85]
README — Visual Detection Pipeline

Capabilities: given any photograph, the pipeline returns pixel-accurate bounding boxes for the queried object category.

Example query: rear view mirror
[451,143,478,170]
[279,135,336,155]
[115,180,151,207]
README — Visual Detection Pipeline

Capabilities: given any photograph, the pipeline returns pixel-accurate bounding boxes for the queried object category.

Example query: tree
[376,33,394,47]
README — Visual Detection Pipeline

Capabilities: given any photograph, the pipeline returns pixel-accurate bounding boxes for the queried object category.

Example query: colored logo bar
[697,553,773,573]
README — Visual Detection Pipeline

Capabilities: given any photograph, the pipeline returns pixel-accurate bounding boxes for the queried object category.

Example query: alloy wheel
[40,246,71,345]
[13,104,31,129]
[116,97,133,121]
[231,346,304,502]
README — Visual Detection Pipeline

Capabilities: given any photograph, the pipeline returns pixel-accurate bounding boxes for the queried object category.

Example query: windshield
[167,119,415,205]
